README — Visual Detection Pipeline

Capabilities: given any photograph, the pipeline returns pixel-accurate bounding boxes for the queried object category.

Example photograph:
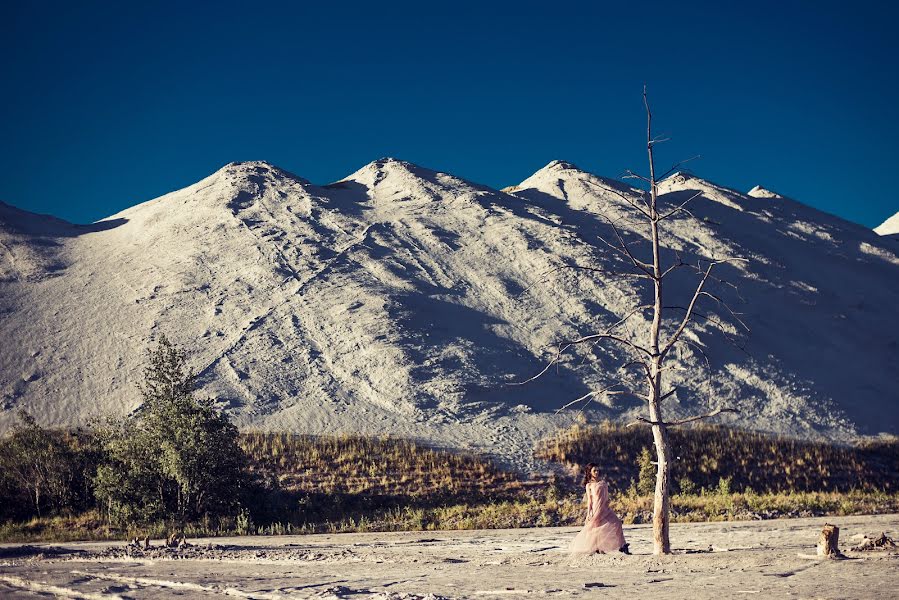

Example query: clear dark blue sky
[2,0,896,227]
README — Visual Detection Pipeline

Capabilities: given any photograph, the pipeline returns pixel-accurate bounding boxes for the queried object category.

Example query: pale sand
[0,514,896,599]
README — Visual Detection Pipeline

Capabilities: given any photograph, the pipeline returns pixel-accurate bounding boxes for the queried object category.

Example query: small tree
[637,447,655,496]
[94,335,246,524]
[519,88,746,554]
[0,411,77,518]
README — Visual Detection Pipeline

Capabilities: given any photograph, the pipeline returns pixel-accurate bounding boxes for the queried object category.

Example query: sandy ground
[0,514,896,599]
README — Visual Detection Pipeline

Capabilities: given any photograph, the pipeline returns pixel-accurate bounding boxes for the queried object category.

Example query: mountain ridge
[2,160,897,467]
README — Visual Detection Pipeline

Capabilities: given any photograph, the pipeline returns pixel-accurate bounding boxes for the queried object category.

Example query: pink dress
[570,480,626,554]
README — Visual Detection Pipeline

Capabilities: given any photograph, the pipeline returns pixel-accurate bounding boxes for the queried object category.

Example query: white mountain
[1,159,897,466]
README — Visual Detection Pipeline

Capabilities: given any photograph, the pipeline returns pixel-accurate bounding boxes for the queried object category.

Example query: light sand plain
[0,514,896,599]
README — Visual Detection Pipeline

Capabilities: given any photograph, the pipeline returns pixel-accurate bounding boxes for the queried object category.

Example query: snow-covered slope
[875,211,899,236]
[2,160,897,465]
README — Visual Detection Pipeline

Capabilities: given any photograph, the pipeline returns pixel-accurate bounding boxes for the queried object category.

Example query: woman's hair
[582,462,599,486]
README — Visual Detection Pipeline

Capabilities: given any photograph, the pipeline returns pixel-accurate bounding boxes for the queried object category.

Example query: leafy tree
[0,411,77,518]
[94,335,246,524]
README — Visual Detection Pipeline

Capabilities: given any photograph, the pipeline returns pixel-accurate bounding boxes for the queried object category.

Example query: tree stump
[817,523,842,558]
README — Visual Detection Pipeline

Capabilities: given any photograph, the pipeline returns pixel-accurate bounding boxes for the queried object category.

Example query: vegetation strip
[1,337,895,543]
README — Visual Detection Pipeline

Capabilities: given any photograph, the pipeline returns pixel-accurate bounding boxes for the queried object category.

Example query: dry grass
[239,432,527,499]
[1,426,896,543]
[535,422,898,493]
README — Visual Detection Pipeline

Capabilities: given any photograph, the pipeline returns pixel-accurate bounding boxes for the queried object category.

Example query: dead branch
[659,253,687,279]
[697,291,751,334]
[658,190,704,221]
[516,261,649,299]
[659,387,678,402]
[583,180,653,218]
[622,169,652,184]
[512,313,653,386]
[658,155,701,181]
[674,338,713,405]
[626,407,739,428]
[664,306,749,352]
[591,212,655,276]
[660,258,747,358]
[555,382,626,413]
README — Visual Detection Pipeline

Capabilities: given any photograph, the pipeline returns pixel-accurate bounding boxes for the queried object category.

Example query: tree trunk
[648,364,672,555]
[649,417,671,553]
[817,523,842,558]
[646,110,672,554]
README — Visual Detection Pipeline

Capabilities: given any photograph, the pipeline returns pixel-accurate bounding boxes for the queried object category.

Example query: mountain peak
[875,211,899,236]
[543,159,581,172]
[747,185,784,199]
[340,157,443,188]
[216,160,309,185]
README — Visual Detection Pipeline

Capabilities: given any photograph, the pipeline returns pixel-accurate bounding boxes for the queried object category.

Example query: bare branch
[658,191,703,221]
[511,302,653,386]
[658,155,701,181]
[659,253,687,279]
[555,383,626,414]
[627,407,739,428]
[584,180,653,218]
[516,261,650,299]
[622,169,652,184]
[674,338,713,406]
[663,306,747,350]
[660,258,748,358]
[659,387,678,402]
[592,212,655,276]
[667,407,739,426]
[697,291,751,333]
[680,260,748,300]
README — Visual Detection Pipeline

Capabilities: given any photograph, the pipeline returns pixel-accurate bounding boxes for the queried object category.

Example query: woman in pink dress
[570,463,630,555]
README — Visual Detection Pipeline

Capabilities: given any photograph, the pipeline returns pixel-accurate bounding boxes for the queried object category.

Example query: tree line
[0,335,247,526]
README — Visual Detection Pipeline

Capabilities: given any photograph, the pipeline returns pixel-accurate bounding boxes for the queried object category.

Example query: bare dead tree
[518,87,747,555]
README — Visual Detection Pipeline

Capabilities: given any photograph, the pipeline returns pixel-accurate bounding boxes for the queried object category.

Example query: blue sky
[1,0,896,227]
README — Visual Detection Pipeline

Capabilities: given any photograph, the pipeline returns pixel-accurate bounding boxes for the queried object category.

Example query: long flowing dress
[570,480,626,554]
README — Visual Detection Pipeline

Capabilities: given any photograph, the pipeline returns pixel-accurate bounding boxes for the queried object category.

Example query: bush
[93,335,247,525]
[678,476,697,495]
[637,447,655,496]
[717,475,733,496]
[0,412,92,520]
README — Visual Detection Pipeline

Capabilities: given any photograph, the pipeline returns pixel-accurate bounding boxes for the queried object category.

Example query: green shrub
[93,335,247,525]
[637,447,655,495]
[678,476,697,495]
[717,476,733,496]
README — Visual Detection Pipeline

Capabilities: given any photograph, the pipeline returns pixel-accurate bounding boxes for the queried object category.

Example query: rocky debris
[92,541,359,562]
[850,532,897,552]
[312,586,451,599]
